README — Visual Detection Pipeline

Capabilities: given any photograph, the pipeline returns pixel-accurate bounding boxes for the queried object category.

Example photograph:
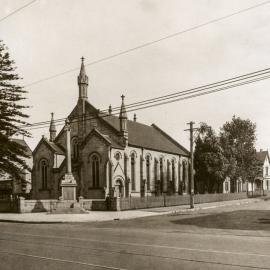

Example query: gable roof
[10,138,32,157]
[256,150,269,164]
[102,114,189,156]
[50,100,189,156]
[82,128,123,149]
[33,137,65,156]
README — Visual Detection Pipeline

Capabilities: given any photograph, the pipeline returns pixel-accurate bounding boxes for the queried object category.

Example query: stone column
[60,120,77,201]
[66,121,72,174]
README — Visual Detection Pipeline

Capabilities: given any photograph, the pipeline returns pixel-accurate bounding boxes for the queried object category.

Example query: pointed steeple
[77,57,88,100]
[119,95,128,145]
[49,112,57,142]
[119,95,127,120]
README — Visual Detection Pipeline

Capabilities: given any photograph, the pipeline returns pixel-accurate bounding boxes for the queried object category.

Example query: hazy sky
[1,0,270,151]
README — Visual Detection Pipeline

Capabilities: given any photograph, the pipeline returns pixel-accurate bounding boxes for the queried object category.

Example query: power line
[23,0,270,88]
[20,66,270,129]
[0,0,38,23]
[22,69,270,131]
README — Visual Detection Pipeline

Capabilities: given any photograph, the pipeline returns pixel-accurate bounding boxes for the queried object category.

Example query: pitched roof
[33,137,65,156]
[46,140,65,155]
[256,150,269,164]
[10,138,32,157]
[102,114,189,156]
[83,128,124,149]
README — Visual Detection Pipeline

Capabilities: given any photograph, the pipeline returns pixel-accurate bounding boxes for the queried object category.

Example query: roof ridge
[151,124,189,155]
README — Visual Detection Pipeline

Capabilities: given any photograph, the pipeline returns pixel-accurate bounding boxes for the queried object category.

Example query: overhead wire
[0,0,38,23]
[22,69,270,131]
[22,0,270,88]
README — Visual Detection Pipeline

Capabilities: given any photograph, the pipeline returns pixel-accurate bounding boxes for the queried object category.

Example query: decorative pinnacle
[49,112,56,132]
[108,104,112,114]
[119,94,127,119]
[81,56,84,63]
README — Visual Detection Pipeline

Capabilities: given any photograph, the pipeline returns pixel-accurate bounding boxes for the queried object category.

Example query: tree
[0,40,30,179]
[220,116,257,191]
[194,123,228,193]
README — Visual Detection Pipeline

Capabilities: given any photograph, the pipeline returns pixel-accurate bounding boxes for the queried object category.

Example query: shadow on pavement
[171,210,270,231]
[0,219,62,224]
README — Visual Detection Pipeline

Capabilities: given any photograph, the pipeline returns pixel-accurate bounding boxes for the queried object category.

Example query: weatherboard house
[32,59,190,201]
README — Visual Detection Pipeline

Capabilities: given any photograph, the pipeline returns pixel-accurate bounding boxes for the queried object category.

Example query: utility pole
[185,121,195,209]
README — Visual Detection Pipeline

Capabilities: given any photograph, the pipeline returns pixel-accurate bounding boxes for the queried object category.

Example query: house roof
[102,114,189,156]
[10,139,32,157]
[256,150,269,164]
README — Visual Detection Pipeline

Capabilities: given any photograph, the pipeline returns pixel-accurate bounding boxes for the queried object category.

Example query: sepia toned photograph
[1,1,270,269]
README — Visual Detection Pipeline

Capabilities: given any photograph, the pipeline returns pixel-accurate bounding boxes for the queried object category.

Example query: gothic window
[182,161,186,191]
[41,160,48,190]
[172,159,175,193]
[160,158,163,193]
[146,155,150,191]
[131,153,136,191]
[91,154,100,188]
[266,166,269,176]
[72,137,79,159]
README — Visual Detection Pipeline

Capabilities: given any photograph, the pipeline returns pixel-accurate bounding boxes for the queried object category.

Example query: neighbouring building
[251,149,270,193]
[0,138,32,199]
[32,58,190,200]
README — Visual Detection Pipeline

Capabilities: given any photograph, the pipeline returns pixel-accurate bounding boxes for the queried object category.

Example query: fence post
[163,193,166,207]
[18,196,25,213]
[116,197,121,211]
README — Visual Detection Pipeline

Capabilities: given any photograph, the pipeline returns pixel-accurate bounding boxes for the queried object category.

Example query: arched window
[131,153,135,191]
[146,155,150,191]
[91,154,100,188]
[72,137,79,159]
[41,160,48,190]
[172,159,175,193]
[160,158,163,193]
[182,161,186,191]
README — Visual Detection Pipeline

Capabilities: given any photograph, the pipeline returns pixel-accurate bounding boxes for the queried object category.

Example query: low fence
[114,192,250,211]
[0,191,268,213]
[0,199,18,213]
[79,199,108,211]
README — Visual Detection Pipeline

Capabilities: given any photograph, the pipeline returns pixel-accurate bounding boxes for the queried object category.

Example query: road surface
[0,199,270,269]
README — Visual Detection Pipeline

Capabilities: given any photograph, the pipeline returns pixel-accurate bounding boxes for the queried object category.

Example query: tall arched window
[131,153,136,191]
[160,158,163,193]
[91,154,100,188]
[41,160,48,190]
[146,155,150,191]
[182,161,187,192]
[72,137,79,159]
[172,159,175,193]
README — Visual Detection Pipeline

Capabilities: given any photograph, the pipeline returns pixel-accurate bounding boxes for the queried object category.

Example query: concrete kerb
[0,197,262,223]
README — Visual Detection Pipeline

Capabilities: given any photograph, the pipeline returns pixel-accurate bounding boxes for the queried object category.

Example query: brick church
[32,58,190,200]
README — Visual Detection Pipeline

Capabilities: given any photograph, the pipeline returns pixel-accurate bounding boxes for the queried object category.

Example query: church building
[32,58,190,200]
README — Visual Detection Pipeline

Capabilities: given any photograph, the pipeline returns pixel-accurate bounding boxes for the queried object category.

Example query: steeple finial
[119,94,127,119]
[119,94,128,146]
[78,57,88,100]
[133,113,137,122]
[49,112,57,142]
[108,104,112,115]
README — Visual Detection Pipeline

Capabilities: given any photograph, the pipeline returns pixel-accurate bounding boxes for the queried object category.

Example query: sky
[1,0,270,151]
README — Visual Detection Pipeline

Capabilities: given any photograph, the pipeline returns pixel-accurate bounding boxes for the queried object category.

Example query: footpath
[0,197,262,223]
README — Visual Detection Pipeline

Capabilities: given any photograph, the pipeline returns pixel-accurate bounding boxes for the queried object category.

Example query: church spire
[77,57,88,101]
[119,95,128,145]
[49,112,56,142]
[119,95,127,120]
